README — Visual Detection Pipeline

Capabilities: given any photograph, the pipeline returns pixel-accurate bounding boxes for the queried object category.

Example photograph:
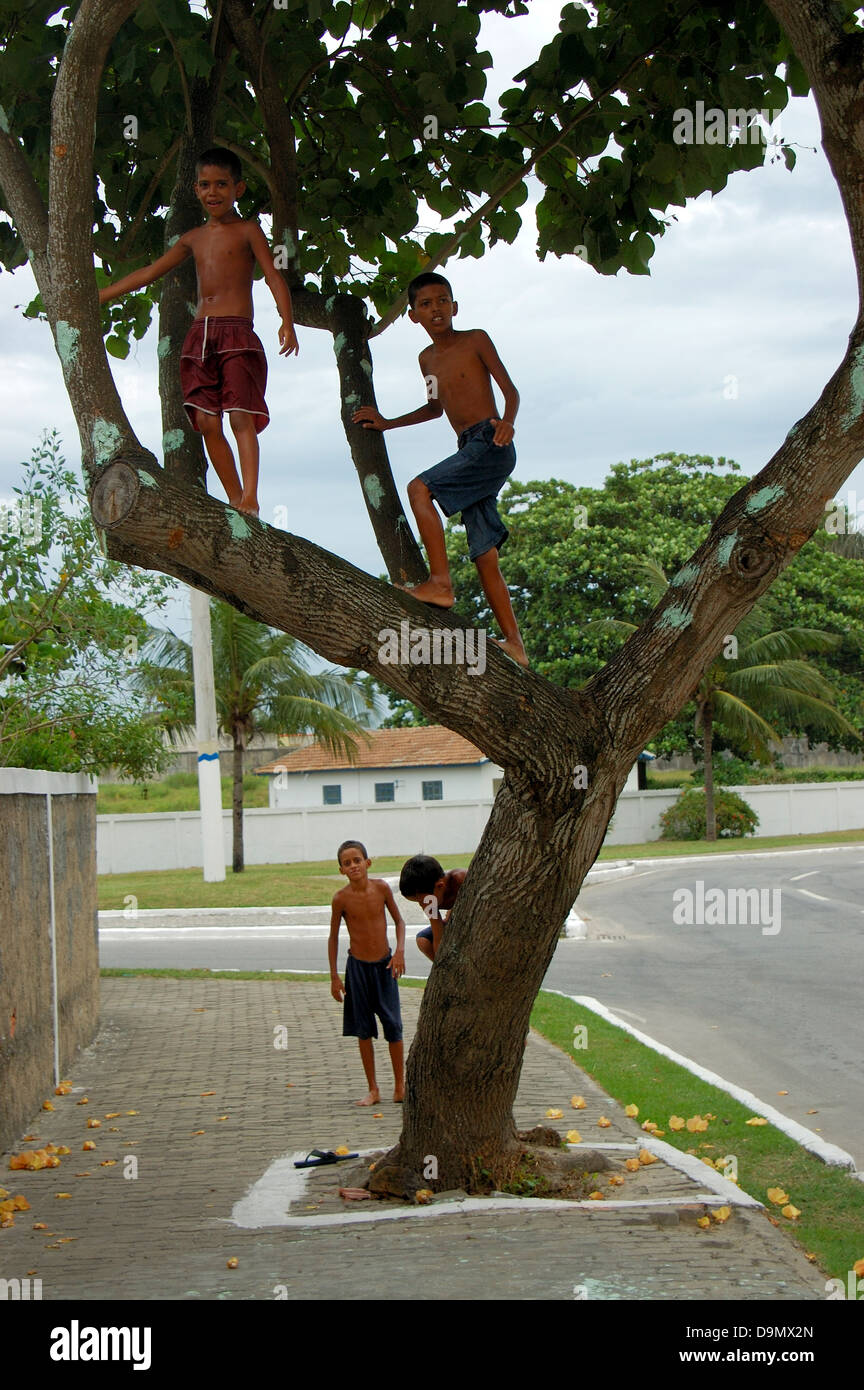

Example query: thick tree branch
[49,0,147,472]
[590,320,864,757]
[89,461,597,779]
[0,124,51,294]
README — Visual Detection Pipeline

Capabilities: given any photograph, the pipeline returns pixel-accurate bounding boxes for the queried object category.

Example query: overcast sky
[2,1,862,646]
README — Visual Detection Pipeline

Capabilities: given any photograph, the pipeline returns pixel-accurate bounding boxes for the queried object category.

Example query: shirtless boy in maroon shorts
[98,147,297,515]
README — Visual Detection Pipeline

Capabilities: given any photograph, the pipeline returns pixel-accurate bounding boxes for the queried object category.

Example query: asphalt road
[99,846,864,1168]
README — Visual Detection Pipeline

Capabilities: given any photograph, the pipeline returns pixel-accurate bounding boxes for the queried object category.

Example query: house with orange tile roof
[255,725,503,810]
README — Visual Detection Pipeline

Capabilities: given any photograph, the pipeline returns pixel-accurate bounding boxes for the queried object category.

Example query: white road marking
[794,887,864,913]
[790,870,819,881]
[549,991,858,1171]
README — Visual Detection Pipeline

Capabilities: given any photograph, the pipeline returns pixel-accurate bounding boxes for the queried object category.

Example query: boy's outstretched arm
[353,400,443,432]
[246,222,298,357]
[97,239,192,306]
[384,884,406,979]
[328,902,344,1001]
[355,360,443,432]
[476,331,519,445]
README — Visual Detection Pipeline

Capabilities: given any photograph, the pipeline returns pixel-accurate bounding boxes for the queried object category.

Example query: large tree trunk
[391,775,616,1186]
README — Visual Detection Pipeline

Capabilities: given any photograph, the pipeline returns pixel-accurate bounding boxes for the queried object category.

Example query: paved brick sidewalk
[0,978,826,1301]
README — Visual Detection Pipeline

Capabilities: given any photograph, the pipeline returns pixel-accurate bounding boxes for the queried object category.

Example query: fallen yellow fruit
[226,1257,239,1269]
[571,1096,587,1110]
[565,1130,582,1145]
[711,1206,731,1223]
[597,1116,611,1128]
[781,1204,801,1220]
[545,1108,564,1119]
[86,1119,101,1129]
[607,1175,625,1187]
[638,1149,657,1166]
[625,1104,639,1118]
[624,1157,641,1172]
[334,1146,350,1156]
[697,1216,711,1229]
[767,1187,789,1206]
[745,1117,768,1126]
[42,1101,54,1111]
[641,1120,659,1132]
[415,1189,434,1204]
[686,1116,708,1133]
[82,1141,96,1151]
[853,1258,864,1278]
[55,1193,72,1200]
[669,1115,685,1131]
[588,1191,604,1200]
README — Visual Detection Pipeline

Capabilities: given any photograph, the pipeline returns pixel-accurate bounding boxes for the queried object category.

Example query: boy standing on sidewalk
[329,840,406,1106]
[353,272,528,666]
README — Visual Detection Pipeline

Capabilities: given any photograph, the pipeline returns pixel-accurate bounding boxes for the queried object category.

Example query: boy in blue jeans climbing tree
[353,272,528,666]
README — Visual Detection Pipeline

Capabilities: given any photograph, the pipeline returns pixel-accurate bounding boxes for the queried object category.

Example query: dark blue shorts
[418,418,516,561]
[343,953,403,1042]
[416,925,433,945]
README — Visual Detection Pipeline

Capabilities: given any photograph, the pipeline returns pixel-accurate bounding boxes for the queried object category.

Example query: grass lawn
[97,772,269,815]
[97,855,474,911]
[96,829,864,910]
[601,827,864,860]
[99,967,863,1282]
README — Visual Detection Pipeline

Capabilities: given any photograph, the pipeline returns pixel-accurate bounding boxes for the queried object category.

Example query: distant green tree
[1,433,174,778]
[137,601,377,871]
[445,455,864,761]
[594,559,859,838]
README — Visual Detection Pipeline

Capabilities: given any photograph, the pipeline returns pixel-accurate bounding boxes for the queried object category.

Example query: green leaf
[106,335,130,360]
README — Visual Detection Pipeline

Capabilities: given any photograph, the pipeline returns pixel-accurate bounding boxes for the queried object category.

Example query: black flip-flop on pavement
[293,1148,358,1168]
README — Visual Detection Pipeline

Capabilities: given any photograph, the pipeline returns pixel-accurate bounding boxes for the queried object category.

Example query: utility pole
[189,587,225,881]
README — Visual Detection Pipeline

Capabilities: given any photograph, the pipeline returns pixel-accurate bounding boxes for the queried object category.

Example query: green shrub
[659,787,759,840]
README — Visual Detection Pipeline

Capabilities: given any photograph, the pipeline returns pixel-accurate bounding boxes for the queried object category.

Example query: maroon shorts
[180,316,269,433]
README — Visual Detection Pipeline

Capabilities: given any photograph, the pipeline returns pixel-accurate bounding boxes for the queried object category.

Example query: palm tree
[590,561,859,839]
[690,615,857,838]
[138,600,376,871]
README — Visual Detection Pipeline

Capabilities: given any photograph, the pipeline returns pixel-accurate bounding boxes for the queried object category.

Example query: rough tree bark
[3,0,864,1186]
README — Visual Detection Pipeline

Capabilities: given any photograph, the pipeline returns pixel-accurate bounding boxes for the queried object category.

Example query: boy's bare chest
[342,886,386,927]
[188,225,252,274]
[424,342,483,390]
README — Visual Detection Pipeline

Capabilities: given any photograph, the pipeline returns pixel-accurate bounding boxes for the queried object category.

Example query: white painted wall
[266,760,499,808]
[96,780,864,874]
